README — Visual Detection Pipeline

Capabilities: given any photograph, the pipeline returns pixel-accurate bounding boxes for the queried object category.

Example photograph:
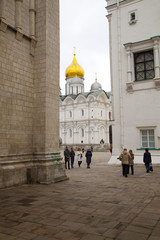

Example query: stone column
[153,39,160,79]
[33,0,67,183]
[0,0,6,20]
[125,44,133,92]
[15,0,23,41]
[126,46,132,82]
[15,0,23,31]
[29,0,36,37]
[0,0,7,32]
[153,37,160,89]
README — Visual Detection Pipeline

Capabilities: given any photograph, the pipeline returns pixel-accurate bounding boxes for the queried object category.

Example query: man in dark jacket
[64,146,70,169]
[143,148,152,173]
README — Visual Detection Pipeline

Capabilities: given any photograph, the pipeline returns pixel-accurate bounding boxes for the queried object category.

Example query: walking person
[70,147,75,168]
[129,149,134,175]
[118,148,130,177]
[85,148,92,168]
[143,148,152,173]
[64,146,70,169]
[77,148,83,167]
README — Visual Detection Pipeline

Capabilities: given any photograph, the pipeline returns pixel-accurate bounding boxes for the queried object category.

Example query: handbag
[150,163,153,172]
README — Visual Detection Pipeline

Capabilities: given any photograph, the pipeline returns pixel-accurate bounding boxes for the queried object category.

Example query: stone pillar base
[0,152,68,189]
[33,152,68,184]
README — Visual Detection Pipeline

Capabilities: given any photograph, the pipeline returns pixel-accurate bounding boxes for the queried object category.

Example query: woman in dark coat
[85,149,92,168]
[70,147,75,168]
[143,148,151,173]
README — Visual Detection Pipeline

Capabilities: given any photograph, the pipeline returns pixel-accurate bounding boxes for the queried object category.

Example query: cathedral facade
[60,54,112,151]
[106,0,160,163]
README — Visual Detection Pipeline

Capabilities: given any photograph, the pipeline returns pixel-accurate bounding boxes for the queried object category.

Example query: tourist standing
[118,148,130,177]
[77,148,83,167]
[70,147,75,168]
[143,148,152,173]
[64,146,70,169]
[129,149,134,175]
[85,149,92,168]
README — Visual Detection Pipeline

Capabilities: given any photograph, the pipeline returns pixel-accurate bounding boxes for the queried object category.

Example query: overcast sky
[60,0,110,95]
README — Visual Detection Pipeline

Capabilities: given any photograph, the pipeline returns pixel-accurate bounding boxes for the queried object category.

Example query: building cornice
[106,0,142,11]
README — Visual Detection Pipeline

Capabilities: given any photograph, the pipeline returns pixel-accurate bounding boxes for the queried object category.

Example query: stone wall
[0,0,67,188]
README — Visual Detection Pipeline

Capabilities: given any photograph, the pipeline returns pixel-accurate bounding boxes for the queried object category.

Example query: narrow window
[82,128,84,137]
[130,12,135,21]
[70,111,72,118]
[70,129,72,138]
[82,109,84,116]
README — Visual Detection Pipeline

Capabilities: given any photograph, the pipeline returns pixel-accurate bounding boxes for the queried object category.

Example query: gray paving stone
[0,152,160,240]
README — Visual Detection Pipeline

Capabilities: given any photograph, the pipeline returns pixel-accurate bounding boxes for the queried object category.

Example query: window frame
[141,129,155,149]
[134,50,155,82]
[124,37,160,91]
[128,9,137,25]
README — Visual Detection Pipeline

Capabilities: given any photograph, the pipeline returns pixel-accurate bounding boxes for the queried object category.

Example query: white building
[106,0,160,163]
[60,53,112,150]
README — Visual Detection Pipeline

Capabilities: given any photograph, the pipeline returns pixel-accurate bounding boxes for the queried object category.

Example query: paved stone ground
[0,152,160,240]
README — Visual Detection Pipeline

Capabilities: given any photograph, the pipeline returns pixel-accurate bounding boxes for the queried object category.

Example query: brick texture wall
[0,0,60,156]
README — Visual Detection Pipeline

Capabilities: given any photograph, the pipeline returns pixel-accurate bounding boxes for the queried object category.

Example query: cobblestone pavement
[0,152,160,240]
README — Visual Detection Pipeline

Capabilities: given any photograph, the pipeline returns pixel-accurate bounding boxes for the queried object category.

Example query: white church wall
[107,0,160,163]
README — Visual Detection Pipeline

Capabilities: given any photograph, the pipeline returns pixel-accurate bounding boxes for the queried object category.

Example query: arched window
[70,111,72,118]
[101,110,103,117]
[82,109,84,116]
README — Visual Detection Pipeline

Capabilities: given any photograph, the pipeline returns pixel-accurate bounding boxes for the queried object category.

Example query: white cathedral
[60,53,112,151]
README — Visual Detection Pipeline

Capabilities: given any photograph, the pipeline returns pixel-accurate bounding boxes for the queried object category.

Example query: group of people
[64,146,92,169]
[118,148,152,177]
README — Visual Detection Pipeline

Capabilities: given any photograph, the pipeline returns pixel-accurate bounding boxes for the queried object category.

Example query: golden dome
[65,54,84,79]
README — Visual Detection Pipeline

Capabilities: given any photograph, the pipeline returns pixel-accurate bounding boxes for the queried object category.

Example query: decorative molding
[154,78,160,90]
[129,20,137,25]
[126,82,133,93]
[0,19,7,32]
[16,29,23,41]
[30,37,37,56]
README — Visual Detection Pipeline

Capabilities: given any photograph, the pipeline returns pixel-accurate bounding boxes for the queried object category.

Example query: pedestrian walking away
[85,148,92,168]
[70,147,75,168]
[77,148,83,167]
[64,146,70,169]
[129,149,134,175]
[118,148,130,177]
[143,148,152,173]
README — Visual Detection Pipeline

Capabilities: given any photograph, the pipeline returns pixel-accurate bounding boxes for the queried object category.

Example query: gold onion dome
[65,53,84,79]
